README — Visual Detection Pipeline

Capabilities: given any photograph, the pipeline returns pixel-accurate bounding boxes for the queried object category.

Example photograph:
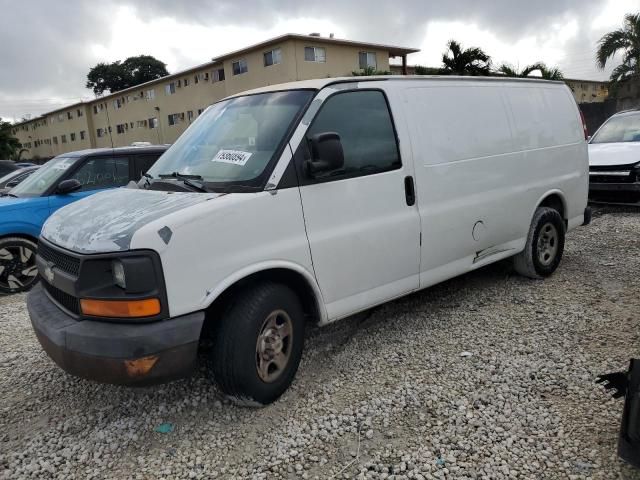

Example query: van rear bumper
[27,283,205,386]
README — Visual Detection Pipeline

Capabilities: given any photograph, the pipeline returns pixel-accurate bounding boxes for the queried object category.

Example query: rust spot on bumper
[124,355,159,377]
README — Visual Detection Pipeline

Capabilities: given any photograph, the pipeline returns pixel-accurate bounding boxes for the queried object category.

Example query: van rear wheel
[513,207,565,279]
[209,282,305,406]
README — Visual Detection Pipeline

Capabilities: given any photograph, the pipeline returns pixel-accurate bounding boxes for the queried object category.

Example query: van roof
[230,75,565,98]
[54,145,169,159]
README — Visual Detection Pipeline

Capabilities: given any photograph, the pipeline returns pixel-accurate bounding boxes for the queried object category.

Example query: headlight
[112,260,126,289]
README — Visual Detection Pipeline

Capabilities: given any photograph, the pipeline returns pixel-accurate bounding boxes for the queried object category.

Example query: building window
[67,111,73,120]
[70,132,76,141]
[197,108,204,115]
[77,109,83,117]
[263,48,282,67]
[113,99,122,109]
[116,124,126,134]
[165,83,176,95]
[80,130,86,140]
[213,68,225,82]
[359,52,377,69]
[187,110,194,122]
[145,89,155,101]
[184,77,190,87]
[232,59,248,75]
[93,105,98,114]
[96,128,104,138]
[168,113,185,126]
[304,46,326,62]
[148,117,158,129]
[61,134,67,144]
[194,74,199,84]
[137,120,147,128]
[58,113,64,121]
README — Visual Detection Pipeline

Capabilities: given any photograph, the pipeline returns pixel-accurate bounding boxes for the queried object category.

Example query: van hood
[588,142,640,167]
[41,189,222,254]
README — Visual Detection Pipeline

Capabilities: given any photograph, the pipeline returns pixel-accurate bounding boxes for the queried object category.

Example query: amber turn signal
[80,298,161,318]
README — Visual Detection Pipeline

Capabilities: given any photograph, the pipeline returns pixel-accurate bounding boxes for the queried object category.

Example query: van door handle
[404,176,415,206]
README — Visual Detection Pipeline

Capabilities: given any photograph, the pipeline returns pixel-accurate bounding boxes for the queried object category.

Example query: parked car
[0,166,39,194]
[28,77,589,404]
[0,160,19,177]
[588,109,640,201]
[0,145,167,294]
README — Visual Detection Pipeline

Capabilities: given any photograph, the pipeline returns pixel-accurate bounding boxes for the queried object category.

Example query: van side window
[305,90,400,181]
[69,157,130,191]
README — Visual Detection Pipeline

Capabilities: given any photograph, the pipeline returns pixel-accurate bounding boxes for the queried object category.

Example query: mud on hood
[42,189,221,254]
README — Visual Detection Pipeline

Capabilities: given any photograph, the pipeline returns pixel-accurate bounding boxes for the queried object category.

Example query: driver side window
[69,157,130,191]
[305,90,401,181]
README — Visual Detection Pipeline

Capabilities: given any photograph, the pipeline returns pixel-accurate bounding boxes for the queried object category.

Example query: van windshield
[590,112,640,144]
[147,90,314,191]
[11,157,79,197]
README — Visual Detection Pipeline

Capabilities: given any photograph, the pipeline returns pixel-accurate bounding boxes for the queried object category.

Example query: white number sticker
[212,149,252,166]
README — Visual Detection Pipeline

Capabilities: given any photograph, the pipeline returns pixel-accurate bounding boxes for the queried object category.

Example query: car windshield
[146,90,314,190]
[10,157,78,197]
[590,112,640,144]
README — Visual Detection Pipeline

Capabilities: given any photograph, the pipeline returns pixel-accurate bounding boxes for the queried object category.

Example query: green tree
[0,118,21,159]
[596,13,640,86]
[414,65,443,75]
[351,66,391,76]
[499,62,564,80]
[86,55,169,95]
[441,40,491,76]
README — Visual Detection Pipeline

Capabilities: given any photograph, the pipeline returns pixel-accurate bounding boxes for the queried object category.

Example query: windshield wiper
[1,192,18,198]
[158,172,208,192]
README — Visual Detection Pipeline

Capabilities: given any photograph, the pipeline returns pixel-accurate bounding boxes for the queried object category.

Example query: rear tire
[0,237,39,294]
[513,207,565,279]
[209,282,305,406]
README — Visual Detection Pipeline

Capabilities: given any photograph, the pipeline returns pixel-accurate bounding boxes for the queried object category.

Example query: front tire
[0,237,39,294]
[209,282,305,406]
[513,207,565,279]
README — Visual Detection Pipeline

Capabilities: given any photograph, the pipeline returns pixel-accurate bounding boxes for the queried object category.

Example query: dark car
[0,166,39,194]
[0,160,19,177]
[0,145,167,294]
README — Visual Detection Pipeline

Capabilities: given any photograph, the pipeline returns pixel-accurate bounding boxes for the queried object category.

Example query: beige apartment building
[564,79,609,104]
[12,34,418,159]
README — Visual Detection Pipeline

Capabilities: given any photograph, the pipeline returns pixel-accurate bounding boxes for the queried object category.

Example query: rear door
[48,156,131,214]
[295,88,421,320]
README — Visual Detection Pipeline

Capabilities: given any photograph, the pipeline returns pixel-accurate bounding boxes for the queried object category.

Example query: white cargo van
[28,76,590,405]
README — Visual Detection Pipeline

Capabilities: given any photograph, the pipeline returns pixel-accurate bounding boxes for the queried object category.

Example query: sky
[0,0,637,123]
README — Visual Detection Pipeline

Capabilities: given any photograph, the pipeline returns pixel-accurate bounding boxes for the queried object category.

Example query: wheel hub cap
[256,310,293,383]
[537,222,558,267]
[0,245,37,291]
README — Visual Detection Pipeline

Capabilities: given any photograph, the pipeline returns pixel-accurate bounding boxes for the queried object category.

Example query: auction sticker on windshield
[212,150,252,166]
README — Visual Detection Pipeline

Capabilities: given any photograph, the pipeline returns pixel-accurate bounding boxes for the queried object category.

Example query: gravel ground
[1,206,640,480]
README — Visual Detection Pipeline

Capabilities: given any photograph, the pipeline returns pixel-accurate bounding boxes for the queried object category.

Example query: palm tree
[596,13,640,85]
[441,40,491,76]
[499,62,564,80]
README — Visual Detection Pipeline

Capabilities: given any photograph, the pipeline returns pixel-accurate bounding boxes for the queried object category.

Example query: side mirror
[56,179,82,195]
[306,132,344,177]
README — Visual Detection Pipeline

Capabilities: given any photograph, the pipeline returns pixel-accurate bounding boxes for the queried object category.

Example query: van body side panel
[129,189,315,319]
[403,81,587,286]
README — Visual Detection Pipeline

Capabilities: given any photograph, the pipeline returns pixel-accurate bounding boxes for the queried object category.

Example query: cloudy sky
[0,0,636,122]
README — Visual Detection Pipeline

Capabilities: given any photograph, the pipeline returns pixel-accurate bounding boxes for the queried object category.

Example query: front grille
[589,174,635,184]
[43,280,80,315]
[38,242,80,276]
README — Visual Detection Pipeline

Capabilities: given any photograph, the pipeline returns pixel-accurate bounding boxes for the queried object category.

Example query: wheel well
[201,268,321,339]
[0,233,38,244]
[538,194,566,220]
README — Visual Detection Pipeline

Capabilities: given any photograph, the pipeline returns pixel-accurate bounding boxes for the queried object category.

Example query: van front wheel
[513,207,565,279]
[209,282,305,406]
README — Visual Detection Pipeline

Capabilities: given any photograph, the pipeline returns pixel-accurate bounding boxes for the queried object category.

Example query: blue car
[0,145,167,294]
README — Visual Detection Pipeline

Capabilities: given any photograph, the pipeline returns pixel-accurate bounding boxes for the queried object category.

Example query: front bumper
[27,283,205,386]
